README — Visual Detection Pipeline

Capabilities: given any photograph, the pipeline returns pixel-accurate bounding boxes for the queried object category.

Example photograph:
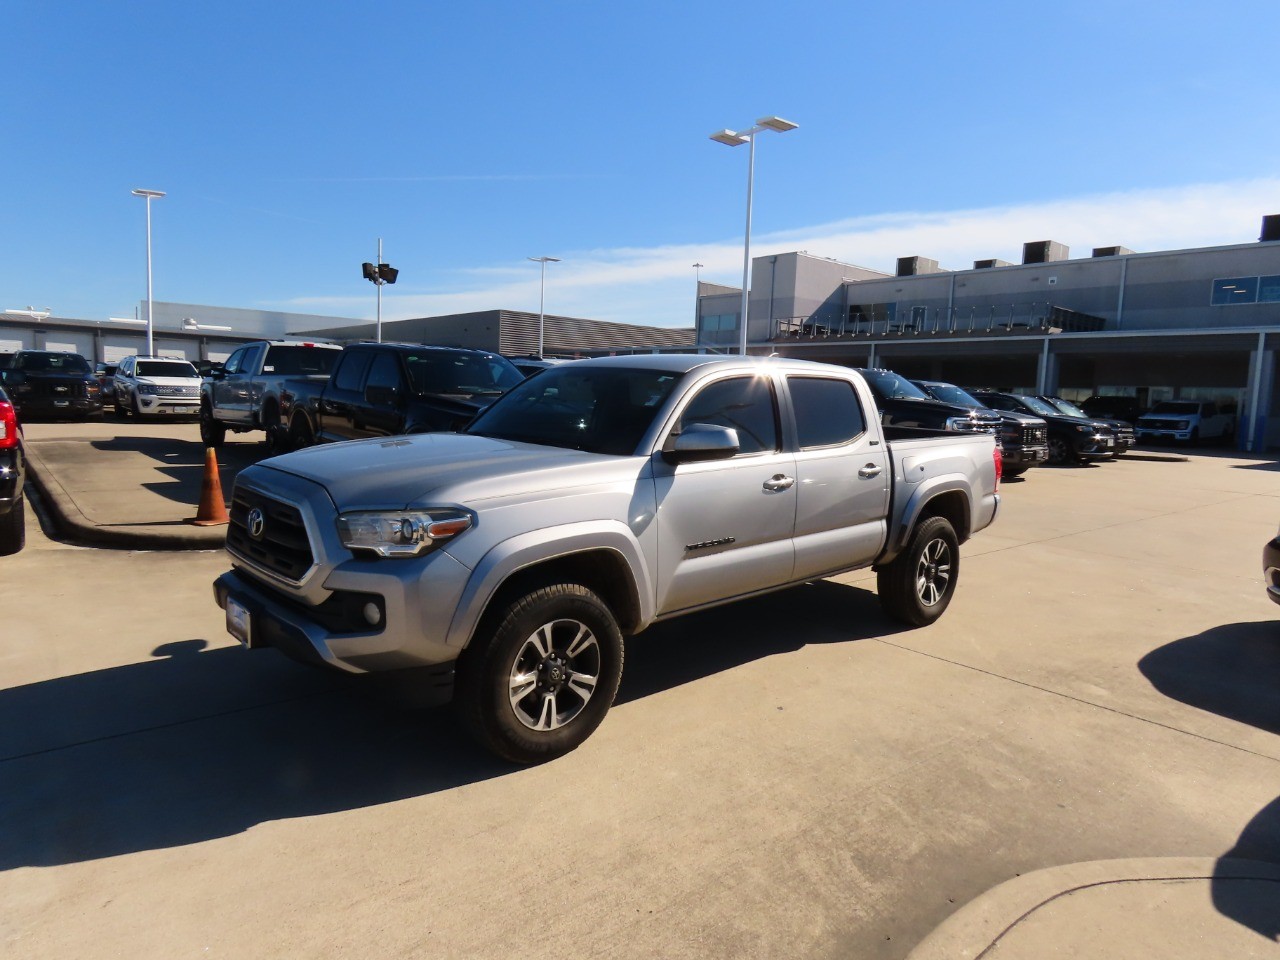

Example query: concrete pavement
[10,417,1280,957]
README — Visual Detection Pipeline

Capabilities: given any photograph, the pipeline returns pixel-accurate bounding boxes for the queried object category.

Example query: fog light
[363,602,382,626]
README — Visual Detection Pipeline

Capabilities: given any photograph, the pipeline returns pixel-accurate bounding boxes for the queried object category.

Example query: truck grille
[1023,424,1048,446]
[227,489,315,583]
[30,381,88,398]
[154,384,199,397]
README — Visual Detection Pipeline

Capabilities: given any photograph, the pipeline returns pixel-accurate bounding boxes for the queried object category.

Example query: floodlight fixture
[709,129,749,147]
[756,115,799,132]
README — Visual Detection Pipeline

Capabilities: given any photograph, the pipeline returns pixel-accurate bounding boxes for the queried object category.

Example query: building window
[699,313,739,345]
[849,302,897,330]
[1259,276,1280,303]
[1211,277,1259,305]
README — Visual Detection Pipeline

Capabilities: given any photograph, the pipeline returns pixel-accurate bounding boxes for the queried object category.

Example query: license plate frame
[226,595,253,647]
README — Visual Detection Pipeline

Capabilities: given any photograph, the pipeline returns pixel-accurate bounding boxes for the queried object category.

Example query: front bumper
[1264,537,1280,606]
[1002,445,1048,469]
[1077,436,1115,459]
[1137,429,1193,442]
[14,396,102,419]
[136,394,200,416]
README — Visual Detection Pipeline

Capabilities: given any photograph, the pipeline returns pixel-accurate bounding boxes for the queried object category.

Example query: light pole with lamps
[709,116,798,355]
[361,239,399,343]
[527,256,560,357]
[131,188,166,356]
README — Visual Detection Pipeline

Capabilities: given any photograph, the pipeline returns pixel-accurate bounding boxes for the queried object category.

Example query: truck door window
[365,352,404,393]
[677,376,779,454]
[788,377,865,448]
[333,350,374,392]
[223,349,244,376]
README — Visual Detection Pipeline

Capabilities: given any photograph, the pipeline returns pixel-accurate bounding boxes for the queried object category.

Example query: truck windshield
[859,369,931,402]
[924,383,983,408]
[136,360,199,379]
[467,366,681,455]
[17,353,91,374]
[1018,396,1060,417]
[404,352,524,399]
[1047,397,1089,418]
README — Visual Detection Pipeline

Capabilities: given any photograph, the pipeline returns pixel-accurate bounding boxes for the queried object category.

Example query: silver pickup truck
[213,355,1001,763]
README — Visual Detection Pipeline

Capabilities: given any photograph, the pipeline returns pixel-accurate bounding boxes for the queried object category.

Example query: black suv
[912,379,1049,476]
[1037,395,1135,455]
[968,391,1115,465]
[855,369,1002,435]
[0,350,103,421]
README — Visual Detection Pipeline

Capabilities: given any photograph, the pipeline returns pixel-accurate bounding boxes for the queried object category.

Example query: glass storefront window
[1211,277,1259,305]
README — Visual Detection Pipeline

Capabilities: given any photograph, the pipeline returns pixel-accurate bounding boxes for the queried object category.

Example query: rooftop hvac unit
[1261,215,1280,242]
[896,256,941,277]
[1022,240,1069,264]
[973,259,1012,269]
[1092,246,1134,257]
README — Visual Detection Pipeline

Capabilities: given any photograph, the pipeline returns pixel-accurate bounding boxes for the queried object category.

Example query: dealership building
[698,215,1280,451]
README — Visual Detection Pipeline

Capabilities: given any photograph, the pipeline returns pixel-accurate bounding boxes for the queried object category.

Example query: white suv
[113,355,203,418]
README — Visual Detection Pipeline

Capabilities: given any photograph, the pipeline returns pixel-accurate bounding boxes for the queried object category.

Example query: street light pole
[377,238,383,343]
[527,256,560,356]
[131,188,166,356]
[709,116,798,356]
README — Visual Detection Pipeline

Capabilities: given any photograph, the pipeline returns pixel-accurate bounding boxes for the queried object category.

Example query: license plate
[226,596,253,647]
[53,399,69,407]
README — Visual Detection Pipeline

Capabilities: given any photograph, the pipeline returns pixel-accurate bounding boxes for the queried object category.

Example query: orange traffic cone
[189,446,230,526]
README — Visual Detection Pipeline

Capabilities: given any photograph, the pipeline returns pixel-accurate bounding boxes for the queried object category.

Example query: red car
[0,384,26,555]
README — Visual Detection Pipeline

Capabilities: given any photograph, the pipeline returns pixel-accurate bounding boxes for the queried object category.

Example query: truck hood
[256,432,642,509]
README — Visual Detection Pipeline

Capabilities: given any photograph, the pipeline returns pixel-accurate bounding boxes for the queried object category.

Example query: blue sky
[3,0,1279,330]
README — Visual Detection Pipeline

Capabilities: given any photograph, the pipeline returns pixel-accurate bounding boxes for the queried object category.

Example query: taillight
[0,400,17,450]
[992,441,1002,492]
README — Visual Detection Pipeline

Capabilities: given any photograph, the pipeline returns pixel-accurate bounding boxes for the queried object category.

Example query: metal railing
[770,302,1106,341]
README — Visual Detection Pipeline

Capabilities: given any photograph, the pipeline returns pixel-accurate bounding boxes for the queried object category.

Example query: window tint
[365,351,403,392]
[332,350,373,392]
[404,351,523,398]
[223,348,245,376]
[267,346,341,376]
[678,376,778,454]
[789,377,865,448]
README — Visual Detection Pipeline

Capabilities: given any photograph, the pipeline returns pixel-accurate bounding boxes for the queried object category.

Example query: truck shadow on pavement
[87,435,268,506]
[617,579,902,704]
[1137,621,1280,941]
[0,580,895,870]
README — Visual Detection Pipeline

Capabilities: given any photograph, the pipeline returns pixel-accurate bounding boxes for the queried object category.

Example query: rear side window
[267,346,341,376]
[789,377,866,448]
[678,376,779,454]
[332,350,374,392]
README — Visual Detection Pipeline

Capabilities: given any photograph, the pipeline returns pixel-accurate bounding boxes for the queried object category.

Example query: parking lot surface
[1,420,1278,959]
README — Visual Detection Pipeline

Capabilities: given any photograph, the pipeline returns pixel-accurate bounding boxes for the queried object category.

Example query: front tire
[1047,434,1072,466]
[199,402,226,447]
[0,494,26,556]
[456,583,624,764]
[877,516,959,627]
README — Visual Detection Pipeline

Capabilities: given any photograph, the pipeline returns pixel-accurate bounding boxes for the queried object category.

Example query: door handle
[858,463,882,478]
[763,474,795,492]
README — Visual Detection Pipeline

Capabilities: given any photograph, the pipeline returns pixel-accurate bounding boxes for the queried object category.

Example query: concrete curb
[1119,451,1191,463]
[906,857,1280,959]
[23,442,229,551]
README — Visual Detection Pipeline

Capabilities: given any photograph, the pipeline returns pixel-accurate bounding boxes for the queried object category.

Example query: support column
[1243,332,1272,452]
[1035,338,1058,395]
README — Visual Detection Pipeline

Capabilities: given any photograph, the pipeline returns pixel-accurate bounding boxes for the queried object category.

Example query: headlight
[86,382,101,394]
[137,383,158,396]
[337,508,472,558]
[944,416,974,432]
[1072,423,1093,433]
[1176,420,1190,430]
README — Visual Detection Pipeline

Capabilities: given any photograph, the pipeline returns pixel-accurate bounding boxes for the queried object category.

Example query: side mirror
[662,423,740,465]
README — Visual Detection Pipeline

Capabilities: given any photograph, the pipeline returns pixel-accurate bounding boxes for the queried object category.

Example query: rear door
[786,375,890,580]
[651,373,796,615]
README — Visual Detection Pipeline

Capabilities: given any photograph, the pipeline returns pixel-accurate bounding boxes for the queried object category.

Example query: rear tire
[288,412,315,450]
[877,516,959,627]
[455,583,624,764]
[0,494,26,556]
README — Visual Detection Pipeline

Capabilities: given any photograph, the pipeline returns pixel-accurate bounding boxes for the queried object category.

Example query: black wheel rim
[508,618,601,731]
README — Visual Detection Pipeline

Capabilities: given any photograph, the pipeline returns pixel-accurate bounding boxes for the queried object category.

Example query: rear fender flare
[879,475,973,565]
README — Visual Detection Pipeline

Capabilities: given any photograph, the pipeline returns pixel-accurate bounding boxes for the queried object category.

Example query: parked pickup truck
[278,341,524,449]
[213,355,1001,763]
[200,340,342,450]
[1135,400,1235,445]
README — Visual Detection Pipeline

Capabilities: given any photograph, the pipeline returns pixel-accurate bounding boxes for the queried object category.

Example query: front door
[652,374,796,616]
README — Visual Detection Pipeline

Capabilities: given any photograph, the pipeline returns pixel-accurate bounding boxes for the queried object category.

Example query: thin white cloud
[275,178,1280,328]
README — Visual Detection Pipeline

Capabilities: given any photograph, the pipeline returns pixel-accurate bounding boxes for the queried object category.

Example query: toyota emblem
[247,507,266,540]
